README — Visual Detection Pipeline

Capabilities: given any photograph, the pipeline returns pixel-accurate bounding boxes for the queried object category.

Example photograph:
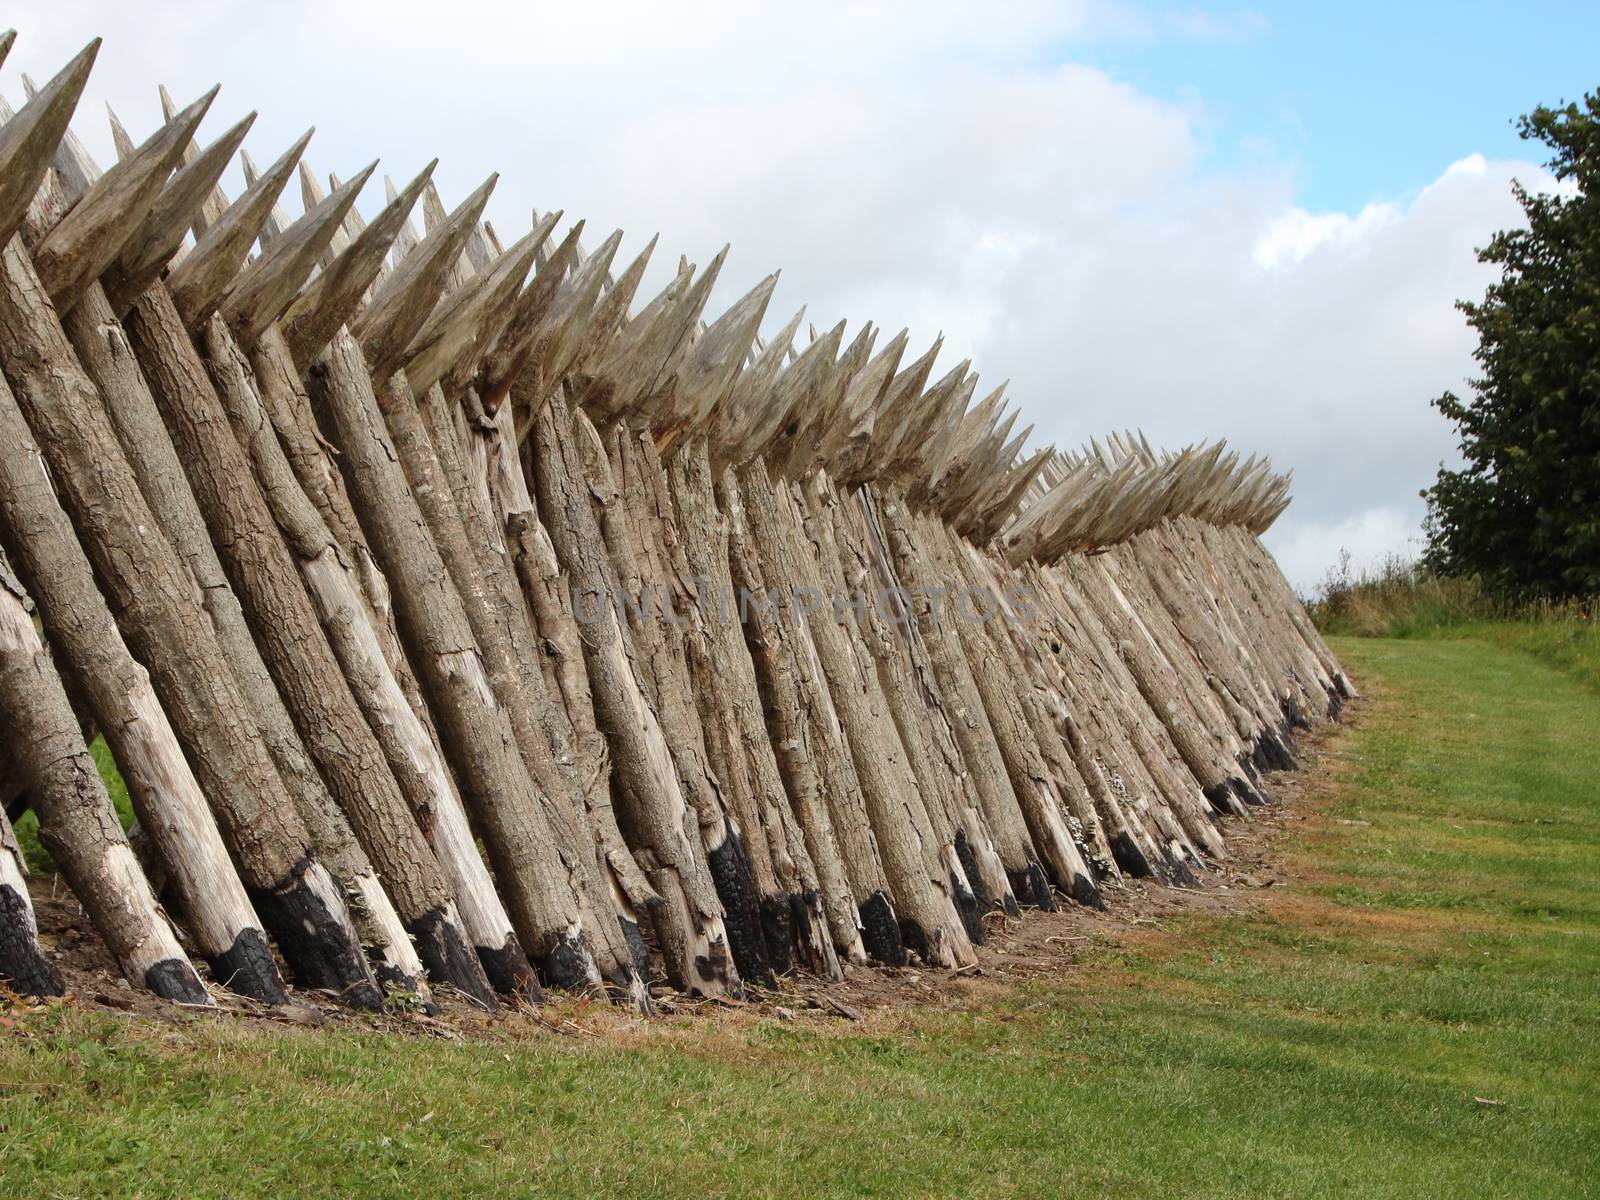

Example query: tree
[1423,89,1600,600]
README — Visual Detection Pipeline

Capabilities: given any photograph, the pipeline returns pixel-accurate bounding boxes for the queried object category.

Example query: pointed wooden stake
[382,172,422,266]
[919,379,1008,506]
[475,212,578,414]
[21,64,101,202]
[708,304,805,466]
[0,39,99,243]
[419,177,449,232]
[32,87,215,313]
[416,178,479,291]
[295,158,353,268]
[352,171,496,374]
[402,223,545,395]
[972,440,1049,542]
[878,359,971,482]
[298,159,325,210]
[152,83,229,240]
[566,231,656,380]
[672,270,778,442]
[529,226,624,386]
[240,145,294,247]
[279,158,435,368]
[167,128,313,327]
[103,110,256,314]
[745,317,845,466]
[867,333,943,448]
[774,320,876,479]
[105,102,135,161]
[220,161,375,344]
[581,250,690,422]
[822,326,910,480]
[631,244,729,418]
[909,368,978,484]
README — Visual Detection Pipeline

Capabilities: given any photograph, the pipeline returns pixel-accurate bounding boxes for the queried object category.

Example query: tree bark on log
[310,331,637,1001]
[117,287,494,1007]
[1029,563,1216,868]
[888,502,1102,905]
[1039,561,1218,838]
[1,742,22,828]
[0,556,207,1001]
[1072,551,1264,814]
[120,293,456,1003]
[586,420,777,986]
[249,324,431,723]
[527,387,738,997]
[1100,542,1289,780]
[1110,537,1278,765]
[242,329,531,998]
[739,458,973,968]
[0,237,383,1007]
[382,371,647,1005]
[0,249,337,1004]
[0,366,273,1000]
[61,281,434,1006]
[303,340,544,995]
[870,486,1100,907]
[668,438,842,979]
[809,473,1006,938]
[412,379,655,1002]
[933,527,1126,881]
[723,461,890,965]
[871,550,1056,916]
[481,402,659,980]
[1005,557,1187,883]
[1144,522,1314,738]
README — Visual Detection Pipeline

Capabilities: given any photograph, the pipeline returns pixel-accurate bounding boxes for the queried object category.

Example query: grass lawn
[1432,620,1600,697]
[2,635,1597,1198]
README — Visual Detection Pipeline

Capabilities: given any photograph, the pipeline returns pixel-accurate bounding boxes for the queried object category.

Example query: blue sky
[1080,2,1599,211]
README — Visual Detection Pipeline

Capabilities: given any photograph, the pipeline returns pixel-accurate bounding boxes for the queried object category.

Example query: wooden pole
[0,236,379,1008]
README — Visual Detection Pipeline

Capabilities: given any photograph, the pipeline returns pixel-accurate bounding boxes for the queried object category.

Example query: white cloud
[1,2,1550,593]
[1250,202,1399,270]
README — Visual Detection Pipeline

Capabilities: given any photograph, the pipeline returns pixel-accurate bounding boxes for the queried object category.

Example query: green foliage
[4,639,1598,1198]
[1307,550,1498,636]
[1307,552,1600,691]
[1422,88,1600,601]
[12,736,134,874]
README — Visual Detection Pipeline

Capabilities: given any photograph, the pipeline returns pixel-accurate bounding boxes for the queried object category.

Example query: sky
[4,1,1596,593]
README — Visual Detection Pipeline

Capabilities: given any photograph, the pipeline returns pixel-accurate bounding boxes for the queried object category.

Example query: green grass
[1304,552,1600,693]
[1431,620,1600,696]
[3,636,1598,1198]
